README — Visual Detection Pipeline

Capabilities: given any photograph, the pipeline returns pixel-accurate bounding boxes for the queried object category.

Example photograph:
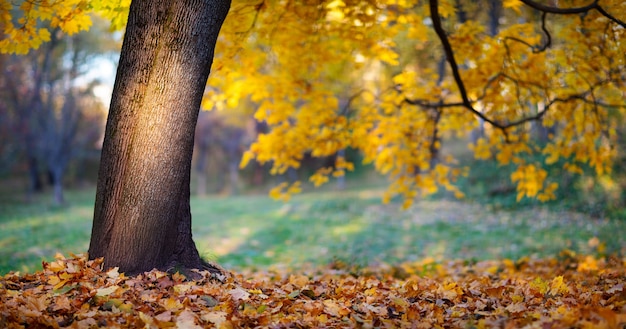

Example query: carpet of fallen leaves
[1,253,625,329]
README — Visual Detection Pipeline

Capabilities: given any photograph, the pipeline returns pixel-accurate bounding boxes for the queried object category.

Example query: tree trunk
[88,0,230,275]
[336,149,346,190]
[228,161,239,195]
[27,156,43,194]
[50,166,65,205]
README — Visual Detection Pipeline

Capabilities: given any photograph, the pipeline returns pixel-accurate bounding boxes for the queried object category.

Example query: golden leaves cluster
[1,0,130,54]
[1,252,625,327]
[1,0,90,54]
[212,0,625,205]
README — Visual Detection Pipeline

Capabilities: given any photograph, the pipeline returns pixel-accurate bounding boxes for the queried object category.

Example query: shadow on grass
[0,189,95,274]
[1,187,625,274]
[191,190,626,272]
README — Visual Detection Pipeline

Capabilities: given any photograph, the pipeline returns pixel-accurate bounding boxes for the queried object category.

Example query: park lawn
[1,187,625,275]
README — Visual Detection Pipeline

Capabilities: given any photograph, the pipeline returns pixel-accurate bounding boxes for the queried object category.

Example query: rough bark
[88,0,230,275]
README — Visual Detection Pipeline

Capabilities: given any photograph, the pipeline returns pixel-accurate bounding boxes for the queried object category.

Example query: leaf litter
[1,252,625,328]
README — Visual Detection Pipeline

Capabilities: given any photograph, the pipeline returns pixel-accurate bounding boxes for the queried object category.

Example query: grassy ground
[1,186,625,274]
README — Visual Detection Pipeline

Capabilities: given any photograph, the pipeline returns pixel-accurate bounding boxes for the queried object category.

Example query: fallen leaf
[176,309,202,329]
[228,286,250,301]
[155,310,172,322]
[106,267,120,279]
[202,311,228,326]
[96,285,119,297]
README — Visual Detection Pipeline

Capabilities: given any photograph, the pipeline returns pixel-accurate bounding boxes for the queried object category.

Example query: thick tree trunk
[88,0,230,275]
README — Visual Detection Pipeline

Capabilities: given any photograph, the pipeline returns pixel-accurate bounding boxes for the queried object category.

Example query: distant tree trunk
[221,127,244,195]
[488,0,502,37]
[27,156,43,195]
[195,147,210,196]
[5,37,56,198]
[227,161,239,194]
[252,121,268,186]
[88,0,230,275]
[42,84,75,206]
[50,166,65,205]
[41,35,80,206]
[194,111,215,196]
[336,149,346,190]
[194,138,210,197]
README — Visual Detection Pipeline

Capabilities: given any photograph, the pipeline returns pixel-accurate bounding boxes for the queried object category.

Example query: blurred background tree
[0,17,118,204]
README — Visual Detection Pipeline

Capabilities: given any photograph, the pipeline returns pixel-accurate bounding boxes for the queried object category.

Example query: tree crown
[5,0,625,207]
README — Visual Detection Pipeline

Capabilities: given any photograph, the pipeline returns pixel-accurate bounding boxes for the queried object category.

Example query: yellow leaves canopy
[5,0,625,206]
[0,0,96,54]
[215,0,625,204]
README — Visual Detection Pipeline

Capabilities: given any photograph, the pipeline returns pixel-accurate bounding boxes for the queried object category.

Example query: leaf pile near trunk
[1,253,625,328]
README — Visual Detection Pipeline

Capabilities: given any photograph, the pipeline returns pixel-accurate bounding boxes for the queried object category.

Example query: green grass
[1,187,625,275]
[0,189,95,274]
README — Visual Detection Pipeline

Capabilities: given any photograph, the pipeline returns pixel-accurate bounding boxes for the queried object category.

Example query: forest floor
[1,187,625,327]
[1,253,625,328]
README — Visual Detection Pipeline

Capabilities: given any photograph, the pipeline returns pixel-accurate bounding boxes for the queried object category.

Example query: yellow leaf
[437,0,456,18]
[47,275,61,286]
[577,256,599,272]
[549,276,569,296]
[530,277,549,295]
[106,267,120,279]
[162,297,183,311]
[56,9,92,35]
[503,0,524,14]
[96,285,119,297]
[37,28,50,42]
[201,311,228,326]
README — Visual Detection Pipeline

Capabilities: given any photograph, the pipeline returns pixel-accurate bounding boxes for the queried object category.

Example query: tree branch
[504,11,551,53]
[339,90,366,116]
[403,98,465,108]
[519,0,597,14]
[520,0,626,28]
[428,0,502,130]
[426,0,625,136]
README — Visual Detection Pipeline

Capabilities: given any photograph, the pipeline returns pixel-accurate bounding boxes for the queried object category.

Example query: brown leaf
[176,309,202,329]
[228,286,250,301]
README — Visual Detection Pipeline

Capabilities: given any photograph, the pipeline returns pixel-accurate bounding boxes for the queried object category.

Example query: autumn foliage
[2,1,625,326]
[1,253,625,328]
[3,0,626,206]
[212,0,626,206]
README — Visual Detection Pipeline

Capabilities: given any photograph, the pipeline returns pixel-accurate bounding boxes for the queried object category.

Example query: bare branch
[428,0,501,129]
[403,98,465,108]
[594,5,626,27]
[519,0,597,14]
[503,12,551,53]
[338,89,368,117]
